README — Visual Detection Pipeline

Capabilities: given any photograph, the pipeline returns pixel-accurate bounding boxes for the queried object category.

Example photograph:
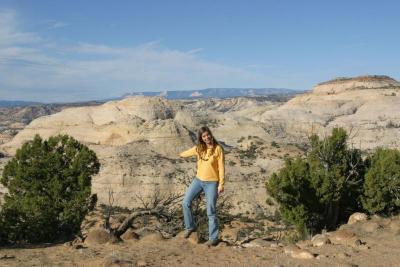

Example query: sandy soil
[1,216,399,267]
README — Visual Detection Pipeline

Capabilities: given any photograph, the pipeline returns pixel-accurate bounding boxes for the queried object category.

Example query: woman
[180,126,225,247]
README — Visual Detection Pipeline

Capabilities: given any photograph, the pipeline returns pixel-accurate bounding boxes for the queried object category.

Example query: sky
[0,0,399,102]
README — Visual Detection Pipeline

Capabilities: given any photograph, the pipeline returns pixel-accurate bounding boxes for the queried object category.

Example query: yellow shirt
[180,145,225,189]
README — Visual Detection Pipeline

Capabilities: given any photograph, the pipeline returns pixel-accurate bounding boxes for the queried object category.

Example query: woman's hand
[218,185,224,195]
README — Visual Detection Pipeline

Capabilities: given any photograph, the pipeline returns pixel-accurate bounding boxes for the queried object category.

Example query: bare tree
[99,170,233,242]
[103,188,115,232]
[99,185,184,239]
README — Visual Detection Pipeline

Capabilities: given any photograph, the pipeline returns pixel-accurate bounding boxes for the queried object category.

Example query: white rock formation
[259,75,400,150]
[0,96,283,214]
[2,76,400,214]
[3,96,191,155]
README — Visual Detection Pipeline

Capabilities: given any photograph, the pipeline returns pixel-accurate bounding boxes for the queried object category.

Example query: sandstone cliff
[259,75,400,150]
[0,96,286,215]
[2,96,193,155]
[2,76,400,215]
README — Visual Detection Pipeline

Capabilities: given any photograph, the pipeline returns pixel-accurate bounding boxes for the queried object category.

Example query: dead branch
[103,188,115,231]
[108,186,185,238]
[114,208,170,237]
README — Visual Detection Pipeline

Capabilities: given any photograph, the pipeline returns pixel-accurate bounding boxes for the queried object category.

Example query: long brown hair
[196,126,218,159]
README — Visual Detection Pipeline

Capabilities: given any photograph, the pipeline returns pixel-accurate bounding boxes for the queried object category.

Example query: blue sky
[0,0,399,102]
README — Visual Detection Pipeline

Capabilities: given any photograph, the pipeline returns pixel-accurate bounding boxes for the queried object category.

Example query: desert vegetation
[267,127,400,239]
[97,172,235,244]
[0,76,400,265]
[362,148,400,214]
[0,134,99,244]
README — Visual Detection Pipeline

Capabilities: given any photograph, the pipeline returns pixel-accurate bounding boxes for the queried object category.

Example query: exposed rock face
[3,97,188,153]
[2,76,400,214]
[259,75,400,150]
[0,97,197,210]
[0,102,101,145]
[0,96,286,214]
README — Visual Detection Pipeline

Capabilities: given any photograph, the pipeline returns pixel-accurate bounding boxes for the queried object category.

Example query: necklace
[199,147,214,161]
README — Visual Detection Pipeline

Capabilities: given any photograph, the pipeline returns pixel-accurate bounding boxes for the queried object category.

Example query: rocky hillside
[2,97,192,154]
[1,96,292,215]
[314,75,400,94]
[2,76,400,214]
[0,102,101,145]
[259,75,400,150]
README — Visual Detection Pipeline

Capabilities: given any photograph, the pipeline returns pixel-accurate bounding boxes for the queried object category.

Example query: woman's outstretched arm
[179,146,197,157]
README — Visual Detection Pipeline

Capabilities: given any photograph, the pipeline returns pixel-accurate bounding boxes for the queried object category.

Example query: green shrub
[266,128,366,234]
[267,157,321,236]
[362,148,400,214]
[0,134,99,244]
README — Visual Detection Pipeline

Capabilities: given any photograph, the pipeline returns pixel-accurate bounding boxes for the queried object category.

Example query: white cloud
[0,9,41,46]
[0,9,273,102]
[187,48,204,54]
[48,21,68,29]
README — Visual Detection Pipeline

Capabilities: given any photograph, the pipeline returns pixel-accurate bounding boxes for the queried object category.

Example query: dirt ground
[1,215,400,267]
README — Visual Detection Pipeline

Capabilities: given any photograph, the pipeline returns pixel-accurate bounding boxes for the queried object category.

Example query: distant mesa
[318,75,398,85]
[0,100,43,108]
[0,88,299,108]
[125,87,299,100]
[313,75,400,94]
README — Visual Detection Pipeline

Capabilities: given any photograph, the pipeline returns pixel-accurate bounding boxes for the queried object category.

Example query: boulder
[220,225,240,244]
[291,250,315,259]
[329,229,355,242]
[242,238,276,248]
[283,244,315,259]
[311,234,331,247]
[348,212,368,225]
[85,229,119,245]
[329,230,361,247]
[120,228,140,241]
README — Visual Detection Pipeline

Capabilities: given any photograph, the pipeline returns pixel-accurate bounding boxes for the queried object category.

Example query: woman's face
[201,131,213,146]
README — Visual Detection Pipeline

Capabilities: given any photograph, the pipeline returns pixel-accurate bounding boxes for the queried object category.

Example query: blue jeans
[182,177,218,241]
